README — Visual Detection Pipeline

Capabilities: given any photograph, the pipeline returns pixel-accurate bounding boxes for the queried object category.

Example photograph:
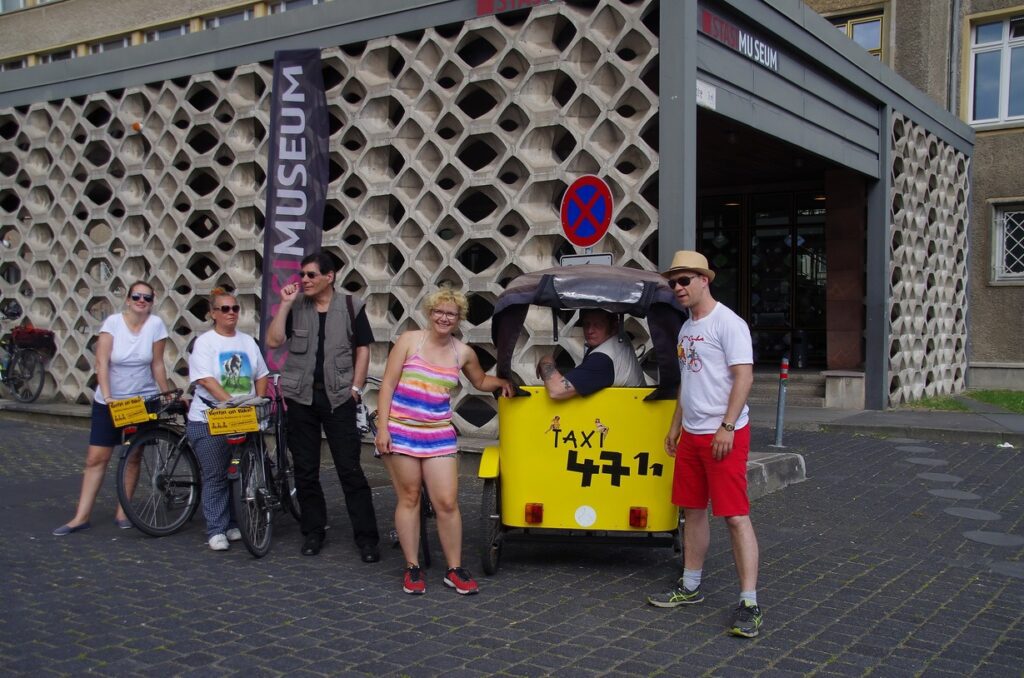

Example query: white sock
[739,590,757,607]
[682,568,702,591]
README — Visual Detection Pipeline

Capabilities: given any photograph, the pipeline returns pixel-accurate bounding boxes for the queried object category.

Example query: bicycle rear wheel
[118,428,200,537]
[7,349,44,403]
[231,441,273,558]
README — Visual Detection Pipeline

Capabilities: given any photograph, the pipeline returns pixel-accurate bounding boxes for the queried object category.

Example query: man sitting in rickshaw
[534,308,644,399]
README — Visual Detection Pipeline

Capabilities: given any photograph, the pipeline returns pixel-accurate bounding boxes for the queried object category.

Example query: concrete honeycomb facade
[0,0,660,435]
[887,112,970,407]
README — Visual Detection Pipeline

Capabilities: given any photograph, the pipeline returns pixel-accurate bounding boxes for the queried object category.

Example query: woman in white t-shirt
[186,288,269,552]
[53,281,171,536]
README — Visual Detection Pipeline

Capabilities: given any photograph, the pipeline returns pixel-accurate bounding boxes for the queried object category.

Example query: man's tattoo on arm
[539,361,557,380]
[560,377,572,392]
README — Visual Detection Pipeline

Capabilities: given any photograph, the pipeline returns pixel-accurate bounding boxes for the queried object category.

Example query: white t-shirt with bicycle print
[187,330,269,423]
[677,302,753,435]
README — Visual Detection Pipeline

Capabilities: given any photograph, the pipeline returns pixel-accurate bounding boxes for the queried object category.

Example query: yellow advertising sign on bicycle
[206,407,259,435]
[108,396,154,427]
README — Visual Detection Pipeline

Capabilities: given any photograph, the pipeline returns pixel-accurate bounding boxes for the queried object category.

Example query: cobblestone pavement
[1,417,1021,677]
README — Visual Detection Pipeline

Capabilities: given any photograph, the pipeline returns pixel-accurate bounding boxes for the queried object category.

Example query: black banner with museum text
[259,49,328,371]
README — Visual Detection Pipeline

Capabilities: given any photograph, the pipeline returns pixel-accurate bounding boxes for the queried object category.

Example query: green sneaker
[646,581,705,608]
[729,601,763,637]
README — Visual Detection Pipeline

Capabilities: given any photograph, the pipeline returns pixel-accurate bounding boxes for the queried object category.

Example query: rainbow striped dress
[387,337,460,457]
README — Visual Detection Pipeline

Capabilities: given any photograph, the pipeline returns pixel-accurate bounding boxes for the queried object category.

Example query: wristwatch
[351,385,363,396]
[721,421,736,432]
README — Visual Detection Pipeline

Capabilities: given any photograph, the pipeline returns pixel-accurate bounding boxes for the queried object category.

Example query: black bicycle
[116,390,202,537]
[0,305,52,403]
[225,374,300,558]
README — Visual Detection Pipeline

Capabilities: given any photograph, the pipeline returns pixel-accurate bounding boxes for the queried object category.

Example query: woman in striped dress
[375,287,514,595]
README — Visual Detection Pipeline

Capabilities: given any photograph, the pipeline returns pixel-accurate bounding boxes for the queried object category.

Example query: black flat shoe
[359,544,380,563]
[301,534,324,556]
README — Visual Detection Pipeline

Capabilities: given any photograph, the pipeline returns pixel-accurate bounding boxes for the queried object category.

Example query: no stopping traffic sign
[560,175,613,248]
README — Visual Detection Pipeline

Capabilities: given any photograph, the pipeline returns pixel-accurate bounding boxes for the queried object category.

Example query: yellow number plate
[108,396,154,427]
[206,407,259,436]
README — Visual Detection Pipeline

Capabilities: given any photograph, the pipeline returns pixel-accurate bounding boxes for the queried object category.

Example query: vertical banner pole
[259,49,328,372]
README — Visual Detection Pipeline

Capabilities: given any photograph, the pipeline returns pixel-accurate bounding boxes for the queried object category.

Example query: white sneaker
[208,534,229,551]
[225,528,242,542]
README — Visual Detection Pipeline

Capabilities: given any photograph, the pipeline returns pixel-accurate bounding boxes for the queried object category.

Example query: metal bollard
[770,356,788,448]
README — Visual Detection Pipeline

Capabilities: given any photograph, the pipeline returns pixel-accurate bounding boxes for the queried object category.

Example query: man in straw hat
[646,250,762,638]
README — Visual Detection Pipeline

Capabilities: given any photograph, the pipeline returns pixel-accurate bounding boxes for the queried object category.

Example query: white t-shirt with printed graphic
[93,313,169,405]
[187,329,270,423]
[677,302,753,434]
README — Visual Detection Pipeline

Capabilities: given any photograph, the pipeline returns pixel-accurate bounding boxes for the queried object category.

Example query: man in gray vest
[535,309,644,398]
[266,252,380,561]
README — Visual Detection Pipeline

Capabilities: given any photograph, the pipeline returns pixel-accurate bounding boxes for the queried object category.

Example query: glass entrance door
[698,192,827,367]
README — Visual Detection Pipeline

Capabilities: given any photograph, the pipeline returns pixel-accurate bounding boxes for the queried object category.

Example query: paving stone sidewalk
[0,419,1021,676]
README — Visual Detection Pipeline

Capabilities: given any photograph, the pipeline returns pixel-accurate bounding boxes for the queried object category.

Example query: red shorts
[671,426,751,517]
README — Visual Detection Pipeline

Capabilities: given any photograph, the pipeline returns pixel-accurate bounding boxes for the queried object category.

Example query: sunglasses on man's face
[215,305,240,314]
[300,270,321,279]
[130,293,154,303]
[667,276,697,289]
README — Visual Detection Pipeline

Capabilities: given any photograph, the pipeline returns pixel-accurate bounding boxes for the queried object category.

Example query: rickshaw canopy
[491,265,687,399]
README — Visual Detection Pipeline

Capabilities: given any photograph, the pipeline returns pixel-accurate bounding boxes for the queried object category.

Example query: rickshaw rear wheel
[479,479,503,575]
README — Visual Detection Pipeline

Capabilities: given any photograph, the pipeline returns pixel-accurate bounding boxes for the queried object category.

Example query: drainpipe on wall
[947,0,961,115]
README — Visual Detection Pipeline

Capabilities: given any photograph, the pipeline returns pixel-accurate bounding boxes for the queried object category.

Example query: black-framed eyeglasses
[215,305,240,313]
[667,276,695,289]
[300,271,320,279]
[130,293,154,303]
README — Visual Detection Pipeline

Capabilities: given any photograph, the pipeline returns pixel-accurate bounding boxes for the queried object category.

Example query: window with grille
[970,16,1024,125]
[994,203,1024,282]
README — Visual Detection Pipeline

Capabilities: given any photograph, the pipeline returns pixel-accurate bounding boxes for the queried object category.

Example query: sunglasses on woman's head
[216,305,240,313]
[130,293,154,302]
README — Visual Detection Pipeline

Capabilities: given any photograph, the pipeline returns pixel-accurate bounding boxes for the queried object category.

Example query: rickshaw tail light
[226,434,247,445]
[629,507,648,528]
[524,503,544,524]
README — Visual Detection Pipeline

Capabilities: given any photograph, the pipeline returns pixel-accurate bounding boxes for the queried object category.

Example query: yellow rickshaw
[478,265,687,575]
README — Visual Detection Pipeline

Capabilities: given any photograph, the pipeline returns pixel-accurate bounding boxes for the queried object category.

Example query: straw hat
[661,250,715,282]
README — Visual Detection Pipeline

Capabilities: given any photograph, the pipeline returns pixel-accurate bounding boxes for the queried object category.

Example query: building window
[38,49,75,64]
[0,58,26,71]
[205,9,253,29]
[970,17,1024,124]
[833,12,884,60]
[269,0,321,14]
[0,0,25,14]
[993,203,1024,283]
[144,24,189,42]
[89,37,130,54]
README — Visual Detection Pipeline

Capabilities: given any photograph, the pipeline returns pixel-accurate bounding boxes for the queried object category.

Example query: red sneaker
[444,567,479,595]
[403,566,425,595]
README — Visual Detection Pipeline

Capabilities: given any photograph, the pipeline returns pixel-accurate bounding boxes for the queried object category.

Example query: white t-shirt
[677,302,753,434]
[93,313,168,404]
[187,330,270,423]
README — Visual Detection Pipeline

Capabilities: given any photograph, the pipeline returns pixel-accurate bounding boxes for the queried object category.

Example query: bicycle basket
[144,391,185,419]
[11,326,56,360]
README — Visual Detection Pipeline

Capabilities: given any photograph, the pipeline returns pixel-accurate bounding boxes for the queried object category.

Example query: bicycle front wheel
[269,416,301,522]
[231,441,273,558]
[118,428,200,537]
[7,349,44,403]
